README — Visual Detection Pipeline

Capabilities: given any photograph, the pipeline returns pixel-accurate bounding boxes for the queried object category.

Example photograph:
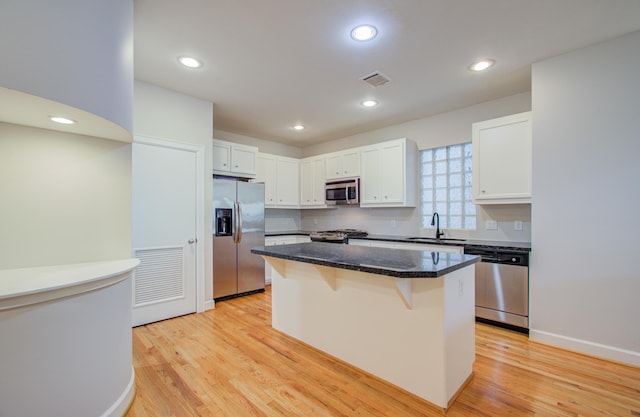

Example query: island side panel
[269,257,475,408]
[443,266,476,402]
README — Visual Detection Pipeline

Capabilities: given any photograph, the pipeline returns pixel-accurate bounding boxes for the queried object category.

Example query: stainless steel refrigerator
[213,178,265,300]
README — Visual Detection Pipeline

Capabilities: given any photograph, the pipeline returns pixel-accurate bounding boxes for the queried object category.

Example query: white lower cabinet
[264,235,311,283]
[392,241,463,254]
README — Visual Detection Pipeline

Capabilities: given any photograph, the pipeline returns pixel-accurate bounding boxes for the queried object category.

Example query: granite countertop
[363,234,531,252]
[265,231,531,252]
[265,230,315,237]
[251,242,479,278]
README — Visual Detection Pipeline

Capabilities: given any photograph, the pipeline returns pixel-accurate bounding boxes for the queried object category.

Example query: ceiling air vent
[362,71,390,87]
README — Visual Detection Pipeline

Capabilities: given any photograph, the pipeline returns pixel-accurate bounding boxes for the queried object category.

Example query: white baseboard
[529,329,640,367]
[102,367,136,417]
[204,299,215,311]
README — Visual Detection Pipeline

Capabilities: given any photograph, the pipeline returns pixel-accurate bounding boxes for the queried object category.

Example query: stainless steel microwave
[325,178,360,205]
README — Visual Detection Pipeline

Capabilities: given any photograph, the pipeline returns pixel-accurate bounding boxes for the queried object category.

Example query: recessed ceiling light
[361,99,378,108]
[178,56,203,68]
[49,116,76,125]
[351,25,377,41]
[469,59,495,72]
[293,124,305,131]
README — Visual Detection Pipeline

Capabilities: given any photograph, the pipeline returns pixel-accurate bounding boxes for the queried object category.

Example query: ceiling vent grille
[362,71,390,87]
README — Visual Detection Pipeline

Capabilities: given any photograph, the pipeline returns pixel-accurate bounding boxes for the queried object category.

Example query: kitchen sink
[407,237,466,242]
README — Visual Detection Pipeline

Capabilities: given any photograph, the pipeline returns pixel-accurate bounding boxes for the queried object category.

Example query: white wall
[214,129,303,158]
[299,92,533,240]
[264,209,303,232]
[222,93,533,240]
[302,92,531,156]
[0,123,132,269]
[530,31,640,365]
[0,0,134,134]
[133,80,214,304]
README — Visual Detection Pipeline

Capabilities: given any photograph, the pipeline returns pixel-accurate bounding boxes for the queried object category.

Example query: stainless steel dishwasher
[463,246,529,333]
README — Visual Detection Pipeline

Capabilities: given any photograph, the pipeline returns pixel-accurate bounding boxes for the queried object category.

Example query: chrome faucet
[431,212,444,240]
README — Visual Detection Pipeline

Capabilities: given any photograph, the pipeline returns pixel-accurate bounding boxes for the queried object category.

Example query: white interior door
[132,139,197,326]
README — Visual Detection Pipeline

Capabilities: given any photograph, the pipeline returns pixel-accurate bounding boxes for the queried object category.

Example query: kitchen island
[251,242,479,410]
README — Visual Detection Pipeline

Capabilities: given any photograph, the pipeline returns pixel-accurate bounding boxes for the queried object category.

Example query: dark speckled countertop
[265,231,531,252]
[251,242,479,278]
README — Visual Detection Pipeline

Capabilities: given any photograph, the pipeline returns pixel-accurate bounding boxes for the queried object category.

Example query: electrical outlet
[514,220,523,231]
[485,220,498,230]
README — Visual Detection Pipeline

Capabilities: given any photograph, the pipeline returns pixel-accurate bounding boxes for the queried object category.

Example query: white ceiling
[133,0,640,146]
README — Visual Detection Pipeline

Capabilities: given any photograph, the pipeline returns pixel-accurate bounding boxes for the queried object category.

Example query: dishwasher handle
[465,249,529,266]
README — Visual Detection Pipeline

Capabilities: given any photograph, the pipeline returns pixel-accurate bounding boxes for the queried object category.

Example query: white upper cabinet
[360,138,417,208]
[212,141,231,171]
[472,112,532,204]
[276,157,300,207]
[255,153,277,206]
[254,153,299,208]
[300,157,326,207]
[325,149,361,180]
[212,139,257,178]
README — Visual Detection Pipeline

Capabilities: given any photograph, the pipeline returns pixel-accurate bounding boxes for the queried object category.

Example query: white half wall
[530,30,640,365]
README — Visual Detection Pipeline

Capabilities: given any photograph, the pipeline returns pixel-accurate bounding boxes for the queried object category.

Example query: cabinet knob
[223,163,227,166]
[335,171,339,175]
[234,165,238,168]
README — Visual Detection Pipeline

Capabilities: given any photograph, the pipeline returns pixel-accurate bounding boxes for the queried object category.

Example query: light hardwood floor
[126,286,640,416]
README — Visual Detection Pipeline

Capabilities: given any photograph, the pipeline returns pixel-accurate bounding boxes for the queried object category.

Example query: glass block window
[420,142,476,229]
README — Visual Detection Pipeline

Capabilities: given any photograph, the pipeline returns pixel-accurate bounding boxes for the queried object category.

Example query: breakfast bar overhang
[251,242,479,410]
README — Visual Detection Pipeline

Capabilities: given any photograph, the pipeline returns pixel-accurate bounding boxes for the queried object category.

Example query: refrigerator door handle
[232,201,238,243]
[236,200,243,243]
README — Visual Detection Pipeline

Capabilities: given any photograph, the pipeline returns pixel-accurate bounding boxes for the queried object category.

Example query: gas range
[309,229,368,244]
